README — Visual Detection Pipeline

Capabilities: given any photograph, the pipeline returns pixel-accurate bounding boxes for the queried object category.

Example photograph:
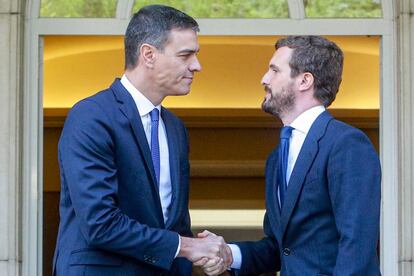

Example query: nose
[261,70,270,86]
[190,55,202,72]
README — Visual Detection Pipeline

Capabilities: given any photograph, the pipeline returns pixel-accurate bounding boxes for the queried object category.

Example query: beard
[261,85,295,117]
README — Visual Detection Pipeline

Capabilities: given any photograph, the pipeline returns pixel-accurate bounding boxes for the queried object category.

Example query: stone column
[398,0,414,274]
[0,0,24,275]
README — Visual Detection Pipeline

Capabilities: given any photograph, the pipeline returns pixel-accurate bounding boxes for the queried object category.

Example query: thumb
[193,257,209,266]
[197,230,215,238]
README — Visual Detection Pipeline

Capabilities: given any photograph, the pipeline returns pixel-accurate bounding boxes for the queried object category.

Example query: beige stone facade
[0,0,24,275]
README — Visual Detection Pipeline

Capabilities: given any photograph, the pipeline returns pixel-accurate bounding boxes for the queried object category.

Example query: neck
[280,99,322,125]
[125,69,164,106]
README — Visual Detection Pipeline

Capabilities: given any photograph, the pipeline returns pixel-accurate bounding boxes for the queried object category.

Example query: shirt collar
[120,74,161,117]
[289,105,325,135]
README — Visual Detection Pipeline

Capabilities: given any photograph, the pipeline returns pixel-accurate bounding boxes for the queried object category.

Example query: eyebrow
[177,48,199,55]
[270,64,280,70]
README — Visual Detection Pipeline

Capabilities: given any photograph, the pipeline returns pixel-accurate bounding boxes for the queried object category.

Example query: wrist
[225,244,233,268]
[178,236,193,259]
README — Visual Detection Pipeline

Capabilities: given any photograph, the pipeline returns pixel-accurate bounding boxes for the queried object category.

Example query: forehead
[164,28,199,51]
[270,46,293,67]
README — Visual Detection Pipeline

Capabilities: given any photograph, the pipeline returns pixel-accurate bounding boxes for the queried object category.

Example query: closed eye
[270,65,280,73]
[179,53,192,59]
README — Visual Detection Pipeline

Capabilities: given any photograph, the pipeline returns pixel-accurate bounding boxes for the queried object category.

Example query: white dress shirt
[121,75,173,223]
[121,75,182,257]
[287,105,325,184]
[229,105,326,270]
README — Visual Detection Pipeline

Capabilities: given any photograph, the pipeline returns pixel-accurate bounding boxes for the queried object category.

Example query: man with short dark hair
[53,5,227,275]
[202,35,381,275]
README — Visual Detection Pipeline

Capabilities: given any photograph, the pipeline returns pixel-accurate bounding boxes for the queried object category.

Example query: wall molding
[191,160,265,178]
[44,108,379,129]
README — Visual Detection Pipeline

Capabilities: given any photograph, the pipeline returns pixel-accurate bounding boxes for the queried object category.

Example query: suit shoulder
[72,87,113,109]
[327,118,368,139]
[326,119,378,155]
[64,89,116,131]
[69,87,114,114]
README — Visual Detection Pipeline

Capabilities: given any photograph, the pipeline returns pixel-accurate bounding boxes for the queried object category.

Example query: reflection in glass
[305,0,382,18]
[40,0,117,18]
[133,0,289,18]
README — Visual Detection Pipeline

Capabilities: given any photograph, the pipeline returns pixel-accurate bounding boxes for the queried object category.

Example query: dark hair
[124,5,199,69]
[276,36,344,107]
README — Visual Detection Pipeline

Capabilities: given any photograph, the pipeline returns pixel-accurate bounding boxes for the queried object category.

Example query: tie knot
[280,126,293,140]
[150,108,159,122]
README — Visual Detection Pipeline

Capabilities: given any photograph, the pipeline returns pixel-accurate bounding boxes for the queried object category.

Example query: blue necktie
[150,108,160,185]
[278,126,293,207]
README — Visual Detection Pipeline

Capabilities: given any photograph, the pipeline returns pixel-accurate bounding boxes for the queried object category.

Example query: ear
[298,72,314,91]
[139,43,157,68]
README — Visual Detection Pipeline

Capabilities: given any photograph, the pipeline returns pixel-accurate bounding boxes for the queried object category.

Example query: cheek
[268,75,280,86]
[177,62,189,73]
[167,62,184,75]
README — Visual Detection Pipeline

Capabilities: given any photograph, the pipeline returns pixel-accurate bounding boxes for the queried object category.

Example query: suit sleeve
[233,212,281,275]
[59,99,179,270]
[327,128,381,275]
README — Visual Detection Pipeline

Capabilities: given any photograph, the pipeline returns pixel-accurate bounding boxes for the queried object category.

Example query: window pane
[305,0,382,18]
[40,0,117,18]
[133,0,289,18]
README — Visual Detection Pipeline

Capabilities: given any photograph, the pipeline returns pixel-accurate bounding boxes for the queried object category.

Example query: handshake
[179,230,233,276]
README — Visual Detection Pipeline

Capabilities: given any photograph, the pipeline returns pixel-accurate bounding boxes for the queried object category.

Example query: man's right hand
[178,232,226,262]
[178,230,232,275]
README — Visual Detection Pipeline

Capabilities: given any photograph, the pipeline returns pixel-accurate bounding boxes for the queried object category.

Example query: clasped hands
[179,230,233,275]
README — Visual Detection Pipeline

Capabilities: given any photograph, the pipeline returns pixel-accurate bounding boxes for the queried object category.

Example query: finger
[210,265,227,276]
[205,259,225,275]
[223,245,233,267]
[197,230,216,238]
[219,243,229,263]
[217,239,228,260]
[193,257,209,266]
[202,257,221,269]
[204,258,223,272]
[197,231,208,238]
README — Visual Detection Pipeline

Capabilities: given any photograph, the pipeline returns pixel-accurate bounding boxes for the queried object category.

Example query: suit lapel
[162,108,180,228]
[280,111,333,237]
[110,79,160,195]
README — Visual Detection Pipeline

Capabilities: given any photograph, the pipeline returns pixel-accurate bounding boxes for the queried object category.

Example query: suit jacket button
[283,248,291,256]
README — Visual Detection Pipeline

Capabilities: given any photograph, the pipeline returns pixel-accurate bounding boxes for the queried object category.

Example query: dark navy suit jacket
[235,111,381,276]
[53,79,192,275]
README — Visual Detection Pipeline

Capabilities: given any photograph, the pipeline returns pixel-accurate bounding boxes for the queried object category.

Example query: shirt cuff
[228,244,242,269]
[174,234,181,258]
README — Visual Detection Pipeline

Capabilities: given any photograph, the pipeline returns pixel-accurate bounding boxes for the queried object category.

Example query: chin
[173,90,190,96]
[167,85,190,96]
[179,86,191,95]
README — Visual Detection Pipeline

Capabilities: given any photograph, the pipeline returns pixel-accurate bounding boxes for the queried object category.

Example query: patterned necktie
[278,126,293,207]
[150,108,160,185]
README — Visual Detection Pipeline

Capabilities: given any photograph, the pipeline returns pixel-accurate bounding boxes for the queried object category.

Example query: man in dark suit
[201,36,381,276]
[53,5,228,276]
